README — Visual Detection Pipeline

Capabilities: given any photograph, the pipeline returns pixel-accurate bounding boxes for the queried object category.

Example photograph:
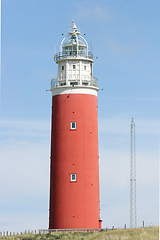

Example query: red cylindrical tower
[49,21,101,229]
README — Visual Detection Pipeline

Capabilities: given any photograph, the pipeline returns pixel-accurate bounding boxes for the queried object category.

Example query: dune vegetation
[0,226,159,240]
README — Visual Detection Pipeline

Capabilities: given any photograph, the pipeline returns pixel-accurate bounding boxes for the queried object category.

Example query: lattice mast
[130,118,137,228]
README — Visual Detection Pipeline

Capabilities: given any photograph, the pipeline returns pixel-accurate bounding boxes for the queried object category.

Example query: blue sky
[0,0,159,232]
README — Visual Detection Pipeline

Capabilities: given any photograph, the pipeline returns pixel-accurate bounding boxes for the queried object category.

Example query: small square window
[62,66,64,70]
[71,173,76,181]
[73,65,76,70]
[71,122,76,129]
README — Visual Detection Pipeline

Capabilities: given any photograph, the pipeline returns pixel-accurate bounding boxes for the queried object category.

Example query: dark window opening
[71,173,76,181]
[71,122,76,129]
[70,82,78,86]
[82,82,88,86]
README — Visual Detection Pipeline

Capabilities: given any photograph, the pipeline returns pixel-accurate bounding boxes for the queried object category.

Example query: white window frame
[71,122,76,130]
[71,173,76,182]
[73,65,76,70]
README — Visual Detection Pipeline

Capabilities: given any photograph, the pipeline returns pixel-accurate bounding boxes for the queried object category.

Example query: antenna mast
[130,118,137,228]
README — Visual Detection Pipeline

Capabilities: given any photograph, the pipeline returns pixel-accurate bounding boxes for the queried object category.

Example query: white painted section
[56,56,93,64]
[79,61,82,85]
[57,59,92,86]
[66,61,69,85]
[51,85,98,97]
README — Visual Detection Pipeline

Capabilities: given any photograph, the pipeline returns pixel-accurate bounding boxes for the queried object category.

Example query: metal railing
[54,51,93,61]
[0,225,133,236]
[91,77,98,88]
[51,78,58,88]
[51,77,98,89]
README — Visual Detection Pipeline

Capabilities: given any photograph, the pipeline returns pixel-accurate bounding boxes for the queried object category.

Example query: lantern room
[52,20,98,89]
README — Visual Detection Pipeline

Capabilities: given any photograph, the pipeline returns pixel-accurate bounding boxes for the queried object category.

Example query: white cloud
[0,119,50,139]
[0,119,50,231]
[107,39,138,55]
[72,1,111,22]
[98,116,159,228]
[99,117,159,135]
[99,147,158,228]
[0,211,48,233]
[0,119,50,198]
[100,149,129,189]
[100,148,158,188]
[0,139,50,198]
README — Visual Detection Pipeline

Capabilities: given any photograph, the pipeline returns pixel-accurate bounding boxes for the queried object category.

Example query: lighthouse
[49,21,101,230]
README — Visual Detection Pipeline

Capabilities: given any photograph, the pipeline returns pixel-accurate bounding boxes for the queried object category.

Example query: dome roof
[63,36,86,48]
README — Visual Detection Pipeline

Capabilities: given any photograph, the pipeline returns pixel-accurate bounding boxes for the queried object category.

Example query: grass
[0,226,159,240]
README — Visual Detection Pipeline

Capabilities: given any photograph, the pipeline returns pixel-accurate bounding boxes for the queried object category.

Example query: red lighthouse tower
[49,21,101,230]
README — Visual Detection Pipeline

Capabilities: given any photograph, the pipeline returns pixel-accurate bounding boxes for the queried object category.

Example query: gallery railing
[51,77,98,89]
